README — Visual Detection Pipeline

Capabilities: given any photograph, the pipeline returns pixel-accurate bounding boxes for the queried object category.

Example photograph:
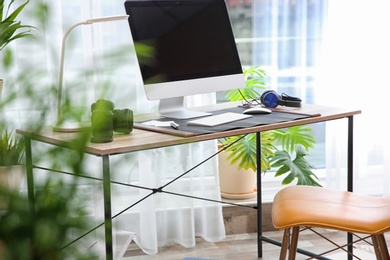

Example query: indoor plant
[0,0,33,190]
[0,0,34,97]
[0,129,23,166]
[0,0,33,52]
[218,66,320,198]
[0,130,24,197]
[0,129,24,211]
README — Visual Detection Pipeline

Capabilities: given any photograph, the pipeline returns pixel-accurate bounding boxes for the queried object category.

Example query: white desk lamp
[53,14,129,132]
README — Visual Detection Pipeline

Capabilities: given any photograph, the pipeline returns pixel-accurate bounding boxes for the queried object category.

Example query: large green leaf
[271,125,316,153]
[222,131,275,172]
[225,66,266,102]
[0,0,34,51]
[0,1,4,22]
[223,134,257,171]
[269,144,321,186]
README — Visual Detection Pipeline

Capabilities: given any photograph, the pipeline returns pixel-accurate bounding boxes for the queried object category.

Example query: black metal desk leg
[347,116,354,192]
[24,137,35,209]
[347,116,354,260]
[256,132,263,258]
[102,155,113,260]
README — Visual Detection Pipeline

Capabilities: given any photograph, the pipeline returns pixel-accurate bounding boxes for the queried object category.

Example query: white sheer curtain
[248,0,390,197]
[2,0,225,258]
[245,0,328,196]
[251,0,327,102]
[316,0,390,196]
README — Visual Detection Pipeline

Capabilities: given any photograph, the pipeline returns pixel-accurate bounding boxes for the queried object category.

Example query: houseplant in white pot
[0,0,33,203]
[218,66,320,199]
[0,130,24,208]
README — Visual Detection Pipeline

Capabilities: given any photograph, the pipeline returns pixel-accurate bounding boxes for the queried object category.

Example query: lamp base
[53,121,91,132]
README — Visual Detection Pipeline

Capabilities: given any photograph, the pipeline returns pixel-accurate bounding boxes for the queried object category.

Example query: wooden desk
[17,103,361,259]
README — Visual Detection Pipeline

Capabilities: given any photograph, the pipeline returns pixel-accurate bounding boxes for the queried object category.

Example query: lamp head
[85,15,129,24]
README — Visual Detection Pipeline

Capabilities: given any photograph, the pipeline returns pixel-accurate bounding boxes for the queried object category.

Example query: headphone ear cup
[261,90,280,108]
[279,93,302,107]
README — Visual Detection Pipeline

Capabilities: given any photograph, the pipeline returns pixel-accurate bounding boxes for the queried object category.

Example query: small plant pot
[0,165,25,208]
[0,165,24,190]
[218,150,256,199]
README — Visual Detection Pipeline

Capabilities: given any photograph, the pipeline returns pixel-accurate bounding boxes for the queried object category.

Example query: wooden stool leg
[288,226,300,260]
[280,228,291,260]
[373,235,383,259]
[372,234,390,260]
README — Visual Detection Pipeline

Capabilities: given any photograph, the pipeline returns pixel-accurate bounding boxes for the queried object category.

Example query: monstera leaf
[225,66,266,102]
[271,125,315,153]
[222,131,275,172]
[270,144,321,186]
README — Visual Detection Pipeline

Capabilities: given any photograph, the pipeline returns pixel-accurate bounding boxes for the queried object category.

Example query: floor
[123,229,390,259]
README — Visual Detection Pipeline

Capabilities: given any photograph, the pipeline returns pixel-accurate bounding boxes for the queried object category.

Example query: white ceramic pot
[0,165,24,191]
[218,149,256,200]
[0,165,25,208]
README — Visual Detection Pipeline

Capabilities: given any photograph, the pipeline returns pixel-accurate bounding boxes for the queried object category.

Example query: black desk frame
[19,105,359,260]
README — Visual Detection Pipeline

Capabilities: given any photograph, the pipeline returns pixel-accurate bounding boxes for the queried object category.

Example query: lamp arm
[55,14,128,127]
[57,21,86,123]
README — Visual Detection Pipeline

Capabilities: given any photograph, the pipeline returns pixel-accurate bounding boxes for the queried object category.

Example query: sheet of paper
[141,120,173,127]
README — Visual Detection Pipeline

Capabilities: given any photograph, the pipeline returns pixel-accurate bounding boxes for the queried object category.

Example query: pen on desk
[170,122,180,130]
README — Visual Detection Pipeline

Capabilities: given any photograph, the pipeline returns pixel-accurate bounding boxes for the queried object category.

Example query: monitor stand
[159,97,212,119]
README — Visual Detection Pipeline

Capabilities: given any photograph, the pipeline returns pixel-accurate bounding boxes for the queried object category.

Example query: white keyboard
[187,112,253,127]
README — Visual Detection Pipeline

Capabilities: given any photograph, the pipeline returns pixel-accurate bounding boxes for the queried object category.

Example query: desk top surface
[16,103,361,156]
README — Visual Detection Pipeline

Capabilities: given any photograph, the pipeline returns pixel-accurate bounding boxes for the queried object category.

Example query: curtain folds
[252,0,328,102]
[104,140,225,257]
[251,0,390,197]
[57,1,226,257]
[3,0,226,258]
[317,0,390,196]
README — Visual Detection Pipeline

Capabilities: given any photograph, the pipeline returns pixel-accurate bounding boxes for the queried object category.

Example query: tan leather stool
[272,185,390,259]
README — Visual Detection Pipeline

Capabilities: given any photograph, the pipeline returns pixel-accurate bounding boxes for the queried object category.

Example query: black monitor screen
[124,0,242,84]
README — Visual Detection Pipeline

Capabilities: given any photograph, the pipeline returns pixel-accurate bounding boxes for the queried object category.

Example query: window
[223,0,328,172]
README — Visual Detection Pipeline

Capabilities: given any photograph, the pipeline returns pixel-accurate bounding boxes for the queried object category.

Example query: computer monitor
[124,0,245,119]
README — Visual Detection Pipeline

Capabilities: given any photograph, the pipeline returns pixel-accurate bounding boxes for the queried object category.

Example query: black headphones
[260,90,302,108]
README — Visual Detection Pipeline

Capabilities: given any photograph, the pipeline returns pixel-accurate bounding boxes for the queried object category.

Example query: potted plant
[0,0,34,194]
[0,130,24,195]
[0,129,24,211]
[0,0,34,98]
[218,66,320,199]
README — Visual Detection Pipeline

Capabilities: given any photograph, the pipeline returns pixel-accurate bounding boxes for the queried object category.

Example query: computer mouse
[243,107,272,115]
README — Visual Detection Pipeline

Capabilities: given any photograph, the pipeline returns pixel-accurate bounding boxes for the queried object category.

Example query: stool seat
[272,186,390,234]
